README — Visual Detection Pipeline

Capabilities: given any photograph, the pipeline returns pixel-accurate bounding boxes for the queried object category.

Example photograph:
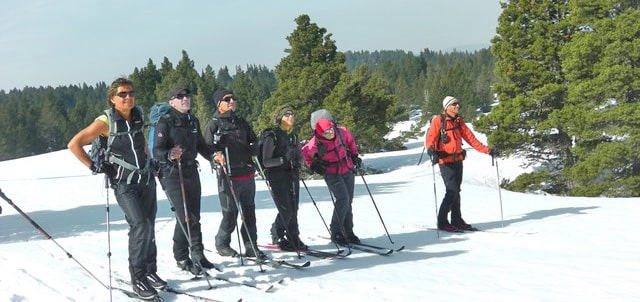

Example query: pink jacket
[301,126,358,175]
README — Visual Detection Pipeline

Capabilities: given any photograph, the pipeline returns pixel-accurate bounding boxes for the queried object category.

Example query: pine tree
[130,59,162,112]
[257,14,346,133]
[194,65,218,130]
[475,0,572,193]
[324,65,398,152]
[554,2,640,196]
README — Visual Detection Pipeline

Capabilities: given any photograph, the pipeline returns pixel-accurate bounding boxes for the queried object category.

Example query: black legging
[325,171,356,235]
[112,180,158,281]
[268,169,301,242]
[159,165,204,261]
[437,161,465,227]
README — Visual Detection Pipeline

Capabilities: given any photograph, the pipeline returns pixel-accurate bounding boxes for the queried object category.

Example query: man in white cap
[424,96,498,232]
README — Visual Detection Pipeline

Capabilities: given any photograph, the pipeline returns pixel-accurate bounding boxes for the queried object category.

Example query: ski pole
[177,160,194,254]
[301,178,343,253]
[492,155,504,227]
[178,160,215,287]
[430,160,440,239]
[103,176,113,302]
[0,188,109,289]
[416,146,425,165]
[358,173,394,244]
[223,147,264,272]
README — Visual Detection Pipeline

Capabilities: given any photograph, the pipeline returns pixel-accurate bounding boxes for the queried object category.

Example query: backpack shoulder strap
[104,109,116,153]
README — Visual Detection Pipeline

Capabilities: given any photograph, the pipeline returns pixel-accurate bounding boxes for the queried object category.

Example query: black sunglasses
[116,91,136,98]
[221,96,235,102]
[173,94,190,100]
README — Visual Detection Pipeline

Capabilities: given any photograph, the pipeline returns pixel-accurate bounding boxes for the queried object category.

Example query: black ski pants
[267,169,301,242]
[159,165,205,261]
[112,179,158,282]
[325,171,356,235]
[438,160,465,227]
[215,174,258,251]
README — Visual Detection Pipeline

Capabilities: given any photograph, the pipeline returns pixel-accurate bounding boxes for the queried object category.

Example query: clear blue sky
[0,0,502,91]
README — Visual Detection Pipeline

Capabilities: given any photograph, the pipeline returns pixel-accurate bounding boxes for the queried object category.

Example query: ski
[112,286,165,301]
[317,236,395,255]
[346,243,393,256]
[214,275,280,292]
[351,242,405,252]
[260,244,351,259]
[163,286,232,302]
[115,277,226,301]
[428,227,534,235]
[245,255,311,269]
[428,227,466,234]
[304,249,351,259]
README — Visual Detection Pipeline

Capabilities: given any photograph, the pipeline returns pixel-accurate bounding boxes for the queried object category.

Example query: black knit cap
[273,104,294,125]
[213,89,233,106]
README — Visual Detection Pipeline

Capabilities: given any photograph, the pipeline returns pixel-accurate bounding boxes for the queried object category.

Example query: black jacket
[153,108,216,173]
[203,110,258,177]
[261,127,302,173]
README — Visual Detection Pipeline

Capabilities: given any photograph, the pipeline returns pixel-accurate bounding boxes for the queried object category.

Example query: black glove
[427,147,435,157]
[489,148,500,157]
[427,148,438,165]
[288,149,303,169]
[310,155,328,175]
[149,160,160,177]
[283,149,296,164]
[351,154,362,169]
[91,161,116,178]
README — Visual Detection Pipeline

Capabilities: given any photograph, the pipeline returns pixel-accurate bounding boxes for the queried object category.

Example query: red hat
[315,118,333,136]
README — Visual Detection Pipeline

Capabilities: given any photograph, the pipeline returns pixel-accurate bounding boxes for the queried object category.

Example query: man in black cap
[203,89,265,259]
[153,87,218,275]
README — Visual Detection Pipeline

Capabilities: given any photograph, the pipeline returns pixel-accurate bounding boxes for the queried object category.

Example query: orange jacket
[424,114,490,164]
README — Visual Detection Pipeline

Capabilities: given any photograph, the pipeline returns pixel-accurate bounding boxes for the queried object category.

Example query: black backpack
[255,128,277,177]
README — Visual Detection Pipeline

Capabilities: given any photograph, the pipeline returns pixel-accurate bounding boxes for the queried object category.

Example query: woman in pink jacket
[301,118,362,245]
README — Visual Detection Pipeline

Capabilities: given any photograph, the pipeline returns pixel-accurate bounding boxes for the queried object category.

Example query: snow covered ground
[1,121,639,302]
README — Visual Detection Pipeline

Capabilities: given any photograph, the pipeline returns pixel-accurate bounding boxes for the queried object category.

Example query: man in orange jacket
[425,96,498,232]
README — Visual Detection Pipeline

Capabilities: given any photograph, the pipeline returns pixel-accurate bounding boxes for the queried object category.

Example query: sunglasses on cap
[116,91,136,98]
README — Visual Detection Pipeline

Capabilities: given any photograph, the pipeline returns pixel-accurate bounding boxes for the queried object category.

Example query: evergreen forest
[1,1,639,197]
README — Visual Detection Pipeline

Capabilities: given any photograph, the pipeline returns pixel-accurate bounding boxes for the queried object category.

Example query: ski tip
[395,245,406,252]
